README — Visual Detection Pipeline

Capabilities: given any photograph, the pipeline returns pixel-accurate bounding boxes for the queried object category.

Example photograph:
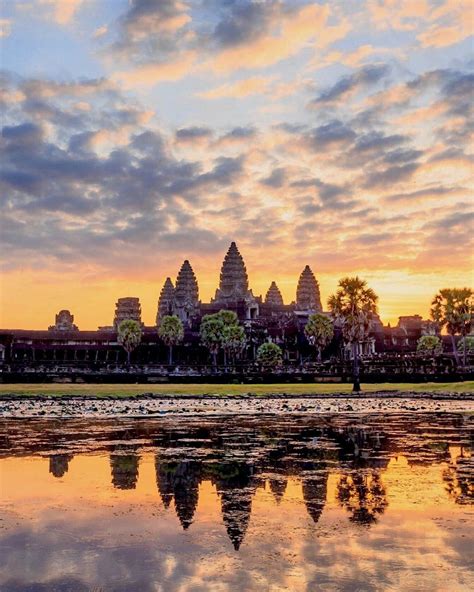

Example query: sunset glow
[1,0,473,329]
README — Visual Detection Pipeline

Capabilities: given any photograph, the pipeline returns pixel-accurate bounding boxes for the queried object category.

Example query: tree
[458,336,474,355]
[328,277,378,393]
[431,288,473,367]
[416,335,442,355]
[200,310,245,369]
[304,313,334,361]
[257,342,282,371]
[158,315,184,365]
[200,314,225,368]
[117,319,142,367]
[222,324,246,368]
[216,309,239,327]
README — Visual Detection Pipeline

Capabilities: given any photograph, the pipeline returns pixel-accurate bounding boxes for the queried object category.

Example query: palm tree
[216,310,244,369]
[158,315,184,365]
[328,276,378,392]
[304,313,334,361]
[117,319,142,367]
[222,324,246,369]
[431,288,473,368]
[416,335,442,355]
[200,314,225,368]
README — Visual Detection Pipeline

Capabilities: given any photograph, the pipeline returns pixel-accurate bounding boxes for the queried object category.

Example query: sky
[0,0,473,329]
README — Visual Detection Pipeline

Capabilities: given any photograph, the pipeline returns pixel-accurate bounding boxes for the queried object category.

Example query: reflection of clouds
[2,415,474,590]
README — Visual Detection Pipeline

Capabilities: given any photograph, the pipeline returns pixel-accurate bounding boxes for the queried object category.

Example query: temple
[1,240,469,375]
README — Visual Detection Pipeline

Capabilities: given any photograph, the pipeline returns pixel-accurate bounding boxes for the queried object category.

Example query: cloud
[112,51,196,87]
[260,167,286,188]
[110,0,191,58]
[310,64,390,105]
[418,0,472,47]
[175,126,213,143]
[302,120,357,150]
[39,0,84,25]
[204,3,335,73]
[367,0,430,31]
[0,18,12,38]
[197,76,274,99]
[363,163,420,189]
[384,186,463,203]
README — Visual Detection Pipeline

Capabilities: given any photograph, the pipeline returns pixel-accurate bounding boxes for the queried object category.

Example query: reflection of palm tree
[49,454,73,478]
[301,472,328,523]
[443,455,474,505]
[110,452,140,490]
[337,470,388,525]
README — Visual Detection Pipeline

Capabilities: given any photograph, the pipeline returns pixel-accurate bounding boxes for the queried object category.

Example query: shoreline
[0,380,473,398]
[2,391,473,418]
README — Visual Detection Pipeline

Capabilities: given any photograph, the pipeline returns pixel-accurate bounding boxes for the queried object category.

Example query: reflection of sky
[1,1,473,329]
[1,453,473,592]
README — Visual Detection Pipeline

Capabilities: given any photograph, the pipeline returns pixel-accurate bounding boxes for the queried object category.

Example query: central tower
[214,242,250,303]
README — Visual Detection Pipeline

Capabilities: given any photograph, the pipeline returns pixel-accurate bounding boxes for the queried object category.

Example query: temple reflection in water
[4,413,472,552]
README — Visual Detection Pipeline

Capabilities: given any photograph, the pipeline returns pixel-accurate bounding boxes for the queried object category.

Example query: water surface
[1,413,473,591]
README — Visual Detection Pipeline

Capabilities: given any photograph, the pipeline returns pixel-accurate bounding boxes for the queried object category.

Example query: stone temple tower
[214,242,250,303]
[265,281,284,306]
[174,260,199,325]
[114,297,143,329]
[156,277,175,326]
[296,266,322,312]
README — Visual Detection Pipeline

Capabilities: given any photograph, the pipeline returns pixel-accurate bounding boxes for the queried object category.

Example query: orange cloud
[418,25,471,48]
[0,18,11,38]
[40,0,83,25]
[367,0,430,31]
[206,4,334,73]
[418,0,472,47]
[197,76,274,99]
[112,52,196,87]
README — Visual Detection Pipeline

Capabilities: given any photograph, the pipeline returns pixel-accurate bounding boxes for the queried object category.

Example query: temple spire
[156,277,175,326]
[296,265,322,312]
[174,260,199,324]
[265,281,284,306]
[214,242,250,303]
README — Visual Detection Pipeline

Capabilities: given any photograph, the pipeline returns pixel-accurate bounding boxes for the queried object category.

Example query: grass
[0,381,472,397]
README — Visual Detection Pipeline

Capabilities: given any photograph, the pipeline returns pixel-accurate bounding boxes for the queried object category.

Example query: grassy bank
[0,382,472,397]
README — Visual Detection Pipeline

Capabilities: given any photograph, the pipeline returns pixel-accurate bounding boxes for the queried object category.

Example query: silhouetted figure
[110,452,140,490]
[49,454,73,478]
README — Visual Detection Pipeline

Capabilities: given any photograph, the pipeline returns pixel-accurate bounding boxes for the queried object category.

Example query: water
[1,412,473,591]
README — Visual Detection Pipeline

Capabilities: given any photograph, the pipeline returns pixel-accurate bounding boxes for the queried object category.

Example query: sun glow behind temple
[0,0,472,329]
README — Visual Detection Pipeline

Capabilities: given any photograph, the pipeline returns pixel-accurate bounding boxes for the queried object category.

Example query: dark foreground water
[1,412,473,592]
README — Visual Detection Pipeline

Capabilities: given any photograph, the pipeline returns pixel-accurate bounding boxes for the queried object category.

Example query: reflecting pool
[1,413,473,591]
